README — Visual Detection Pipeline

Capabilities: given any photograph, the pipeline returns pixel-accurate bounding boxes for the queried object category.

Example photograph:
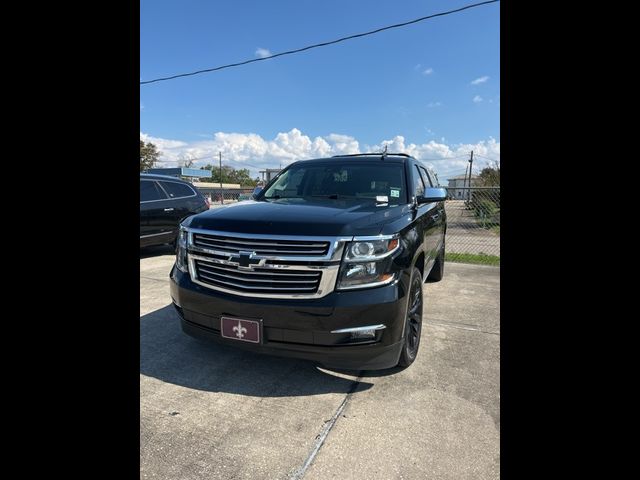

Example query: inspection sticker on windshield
[376,195,389,203]
[390,188,401,198]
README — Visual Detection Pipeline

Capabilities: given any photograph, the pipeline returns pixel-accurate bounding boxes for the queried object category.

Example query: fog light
[331,324,386,335]
[350,329,376,339]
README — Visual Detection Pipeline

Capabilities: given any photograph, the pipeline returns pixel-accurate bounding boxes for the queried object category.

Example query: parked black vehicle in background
[170,153,447,370]
[140,174,209,248]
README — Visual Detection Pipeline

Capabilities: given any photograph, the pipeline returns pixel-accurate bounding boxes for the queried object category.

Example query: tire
[397,267,424,368]
[428,243,445,282]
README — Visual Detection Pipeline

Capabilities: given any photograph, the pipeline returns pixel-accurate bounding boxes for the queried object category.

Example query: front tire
[397,267,424,368]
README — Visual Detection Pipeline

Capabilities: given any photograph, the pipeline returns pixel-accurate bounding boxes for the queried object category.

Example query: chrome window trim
[140,179,198,204]
[140,179,169,203]
[157,180,198,200]
[331,324,387,334]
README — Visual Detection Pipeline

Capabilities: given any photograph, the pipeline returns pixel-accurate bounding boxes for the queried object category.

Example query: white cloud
[470,75,489,85]
[140,129,499,184]
[427,101,442,108]
[473,95,483,103]
[364,136,499,182]
[255,48,271,58]
[422,68,433,76]
[140,132,187,150]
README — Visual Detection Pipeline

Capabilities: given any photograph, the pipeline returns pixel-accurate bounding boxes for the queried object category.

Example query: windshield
[261,162,407,204]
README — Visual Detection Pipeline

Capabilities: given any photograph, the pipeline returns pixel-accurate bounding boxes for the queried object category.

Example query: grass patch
[446,252,500,266]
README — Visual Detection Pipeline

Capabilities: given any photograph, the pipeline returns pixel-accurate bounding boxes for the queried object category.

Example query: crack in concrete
[427,320,500,336]
[140,276,169,283]
[289,372,363,479]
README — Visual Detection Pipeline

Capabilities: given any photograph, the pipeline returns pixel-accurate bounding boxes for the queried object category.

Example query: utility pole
[466,150,474,203]
[219,151,223,205]
[463,163,469,200]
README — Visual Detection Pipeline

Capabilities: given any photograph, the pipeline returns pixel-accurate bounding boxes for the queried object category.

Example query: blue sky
[140,0,500,181]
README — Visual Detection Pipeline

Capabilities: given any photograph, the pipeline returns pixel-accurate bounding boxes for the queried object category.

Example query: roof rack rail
[331,152,413,158]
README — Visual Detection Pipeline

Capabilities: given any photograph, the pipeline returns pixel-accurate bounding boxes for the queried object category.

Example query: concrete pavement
[140,246,500,479]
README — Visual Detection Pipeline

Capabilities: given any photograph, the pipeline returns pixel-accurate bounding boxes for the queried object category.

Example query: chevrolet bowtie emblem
[238,252,253,268]
[228,251,264,270]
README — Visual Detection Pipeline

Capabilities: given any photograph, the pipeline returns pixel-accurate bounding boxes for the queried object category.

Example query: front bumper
[169,265,410,370]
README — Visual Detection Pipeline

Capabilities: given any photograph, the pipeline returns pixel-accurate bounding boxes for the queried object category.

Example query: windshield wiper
[263,195,302,200]
[310,194,356,199]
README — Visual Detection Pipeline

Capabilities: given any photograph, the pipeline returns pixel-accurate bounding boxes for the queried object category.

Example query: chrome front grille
[186,229,349,299]
[194,258,322,294]
[193,232,330,257]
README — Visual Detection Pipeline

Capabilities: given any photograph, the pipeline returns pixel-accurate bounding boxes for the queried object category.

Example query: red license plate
[220,317,261,343]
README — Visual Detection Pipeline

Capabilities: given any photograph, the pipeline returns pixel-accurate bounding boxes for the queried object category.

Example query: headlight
[337,236,400,290]
[344,238,399,261]
[176,227,188,273]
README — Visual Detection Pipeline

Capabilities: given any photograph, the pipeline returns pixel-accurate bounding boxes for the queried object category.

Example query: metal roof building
[144,167,212,179]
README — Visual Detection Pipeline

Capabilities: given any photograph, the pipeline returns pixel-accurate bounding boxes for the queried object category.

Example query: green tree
[199,165,258,187]
[140,140,160,172]
[180,158,195,168]
[478,162,500,186]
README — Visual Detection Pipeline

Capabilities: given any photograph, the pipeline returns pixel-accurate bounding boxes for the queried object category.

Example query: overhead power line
[223,157,265,170]
[473,153,500,162]
[419,155,470,161]
[158,155,265,171]
[141,0,499,85]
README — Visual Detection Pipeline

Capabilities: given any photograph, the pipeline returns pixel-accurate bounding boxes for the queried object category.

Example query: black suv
[140,174,209,248]
[169,153,446,370]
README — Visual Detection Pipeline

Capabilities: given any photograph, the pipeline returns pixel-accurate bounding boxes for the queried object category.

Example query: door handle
[432,214,439,220]
[164,208,174,212]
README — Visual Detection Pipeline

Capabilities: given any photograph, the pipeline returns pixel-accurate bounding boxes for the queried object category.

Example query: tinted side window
[140,180,167,202]
[413,166,425,197]
[419,167,433,187]
[429,169,440,186]
[159,181,196,199]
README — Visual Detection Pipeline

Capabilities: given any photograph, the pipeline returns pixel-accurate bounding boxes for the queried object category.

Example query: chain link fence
[445,187,500,265]
[193,185,500,266]
[197,187,256,206]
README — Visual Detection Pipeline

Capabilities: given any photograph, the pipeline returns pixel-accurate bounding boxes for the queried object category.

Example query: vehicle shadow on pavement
[140,305,374,397]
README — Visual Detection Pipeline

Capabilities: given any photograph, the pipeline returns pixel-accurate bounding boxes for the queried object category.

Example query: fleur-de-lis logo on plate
[232,320,247,339]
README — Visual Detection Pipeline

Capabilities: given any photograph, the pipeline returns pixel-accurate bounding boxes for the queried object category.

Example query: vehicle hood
[185,198,411,237]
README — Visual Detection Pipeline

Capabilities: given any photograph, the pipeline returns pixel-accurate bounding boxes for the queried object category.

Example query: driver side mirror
[251,186,263,199]
[417,187,447,204]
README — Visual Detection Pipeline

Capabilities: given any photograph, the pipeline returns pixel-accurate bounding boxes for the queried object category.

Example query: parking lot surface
[140,245,499,479]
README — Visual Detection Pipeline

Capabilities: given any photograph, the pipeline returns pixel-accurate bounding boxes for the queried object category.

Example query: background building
[447,174,479,199]
[144,167,212,181]
[259,168,281,183]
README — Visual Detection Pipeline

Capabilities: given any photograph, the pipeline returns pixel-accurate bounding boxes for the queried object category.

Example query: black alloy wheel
[398,267,423,367]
